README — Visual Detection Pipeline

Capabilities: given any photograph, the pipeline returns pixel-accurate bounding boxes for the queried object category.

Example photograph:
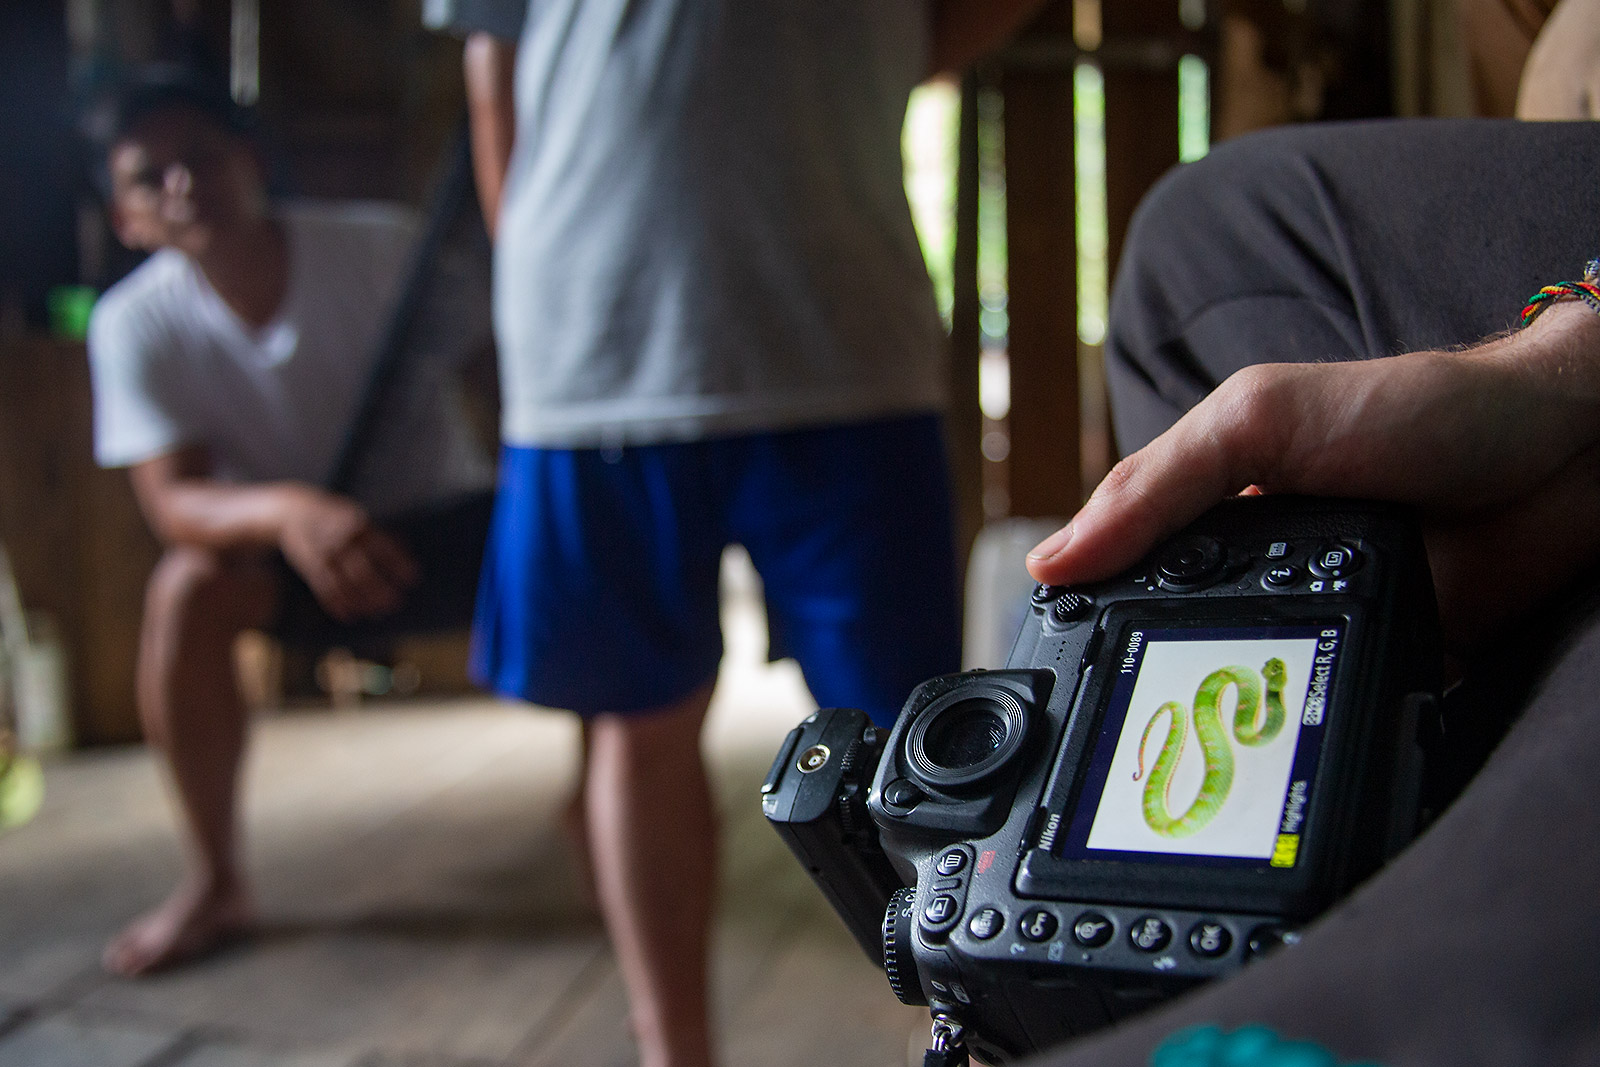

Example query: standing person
[471,4,1046,1065]
[87,71,496,976]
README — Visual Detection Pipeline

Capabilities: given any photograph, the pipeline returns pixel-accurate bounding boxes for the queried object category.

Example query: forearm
[1030,301,1600,589]
[1468,300,1600,466]
[464,30,518,238]
[132,470,320,553]
[928,0,1051,77]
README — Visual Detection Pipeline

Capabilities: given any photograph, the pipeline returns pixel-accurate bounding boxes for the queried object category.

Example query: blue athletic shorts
[469,414,961,725]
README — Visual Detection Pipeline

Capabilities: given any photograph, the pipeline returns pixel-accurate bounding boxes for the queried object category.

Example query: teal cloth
[1152,1025,1385,1067]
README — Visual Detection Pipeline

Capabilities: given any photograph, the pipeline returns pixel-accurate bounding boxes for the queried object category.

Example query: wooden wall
[0,339,159,745]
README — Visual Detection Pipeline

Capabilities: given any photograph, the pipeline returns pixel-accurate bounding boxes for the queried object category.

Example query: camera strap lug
[922,1013,970,1067]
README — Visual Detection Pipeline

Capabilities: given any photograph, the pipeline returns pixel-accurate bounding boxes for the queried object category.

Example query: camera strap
[921,1013,970,1067]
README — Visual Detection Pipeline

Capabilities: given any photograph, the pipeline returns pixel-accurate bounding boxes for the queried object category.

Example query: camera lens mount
[905,685,1031,791]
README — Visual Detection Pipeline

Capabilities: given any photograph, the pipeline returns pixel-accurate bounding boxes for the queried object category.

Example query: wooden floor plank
[1,566,931,1066]
[0,1011,181,1067]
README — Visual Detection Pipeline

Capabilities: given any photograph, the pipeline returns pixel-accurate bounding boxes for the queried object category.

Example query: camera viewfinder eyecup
[907,686,1032,792]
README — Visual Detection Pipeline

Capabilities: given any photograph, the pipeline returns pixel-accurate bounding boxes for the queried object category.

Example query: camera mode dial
[883,887,927,1006]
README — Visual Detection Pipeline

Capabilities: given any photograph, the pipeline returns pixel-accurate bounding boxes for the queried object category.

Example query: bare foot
[102,879,255,977]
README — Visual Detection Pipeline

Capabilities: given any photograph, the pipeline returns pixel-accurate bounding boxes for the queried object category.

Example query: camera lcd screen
[1058,622,1344,869]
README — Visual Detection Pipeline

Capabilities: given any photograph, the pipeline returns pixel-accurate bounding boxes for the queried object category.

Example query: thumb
[1027,372,1283,586]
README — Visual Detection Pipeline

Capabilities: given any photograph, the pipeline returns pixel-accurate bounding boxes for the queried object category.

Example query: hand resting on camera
[1027,302,1600,652]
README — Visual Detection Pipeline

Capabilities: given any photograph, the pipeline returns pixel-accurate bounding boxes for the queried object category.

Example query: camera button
[936,849,968,877]
[1187,921,1232,958]
[1018,908,1058,942]
[1031,583,1064,606]
[1046,593,1093,630]
[1266,540,1291,559]
[923,894,961,927]
[1070,912,1113,948]
[1128,916,1172,952]
[1246,923,1302,959]
[968,908,1004,940]
[1262,563,1300,589]
[1309,542,1362,578]
[1155,535,1225,591]
[881,778,924,814]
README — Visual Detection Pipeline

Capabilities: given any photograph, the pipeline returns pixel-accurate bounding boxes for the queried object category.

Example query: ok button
[1018,908,1058,942]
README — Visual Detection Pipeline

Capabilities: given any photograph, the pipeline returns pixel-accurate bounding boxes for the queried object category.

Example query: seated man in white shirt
[86,71,495,976]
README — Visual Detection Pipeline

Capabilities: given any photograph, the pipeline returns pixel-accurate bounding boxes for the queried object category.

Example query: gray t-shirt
[493,0,946,447]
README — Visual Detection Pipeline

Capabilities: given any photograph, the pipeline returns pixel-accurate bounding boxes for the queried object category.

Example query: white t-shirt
[88,201,494,515]
[493,0,947,447]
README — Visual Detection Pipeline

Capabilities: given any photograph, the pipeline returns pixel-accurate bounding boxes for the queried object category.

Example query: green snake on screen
[1132,659,1288,837]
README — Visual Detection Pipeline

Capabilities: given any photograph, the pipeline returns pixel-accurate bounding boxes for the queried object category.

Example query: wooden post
[1101,0,1187,282]
[1001,2,1081,519]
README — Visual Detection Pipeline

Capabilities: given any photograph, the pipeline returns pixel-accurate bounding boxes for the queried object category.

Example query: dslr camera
[763,496,1441,1064]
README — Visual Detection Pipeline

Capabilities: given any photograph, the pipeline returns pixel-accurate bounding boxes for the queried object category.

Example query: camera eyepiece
[906,686,1031,791]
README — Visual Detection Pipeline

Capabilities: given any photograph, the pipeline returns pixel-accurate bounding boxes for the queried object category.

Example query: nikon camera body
[762,496,1441,1064]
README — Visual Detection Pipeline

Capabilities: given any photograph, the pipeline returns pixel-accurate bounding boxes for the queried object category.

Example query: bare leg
[103,546,277,977]
[562,720,599,911]
[586,686,718,1067]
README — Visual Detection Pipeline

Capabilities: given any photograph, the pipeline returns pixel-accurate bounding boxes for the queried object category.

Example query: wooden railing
[945,0,1218,554]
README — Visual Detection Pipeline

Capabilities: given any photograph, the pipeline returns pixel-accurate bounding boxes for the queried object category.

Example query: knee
[590,687,713,762]
[1130,124,1335,263]
[143,546,273,640]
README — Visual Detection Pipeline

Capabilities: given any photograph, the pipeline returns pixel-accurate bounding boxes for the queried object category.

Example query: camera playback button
[1128,916,1172,953]
[924,894,961,926]
[1018,908,1058,943]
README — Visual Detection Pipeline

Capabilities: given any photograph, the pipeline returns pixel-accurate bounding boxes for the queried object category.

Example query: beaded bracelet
[1521,257,1600,326]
